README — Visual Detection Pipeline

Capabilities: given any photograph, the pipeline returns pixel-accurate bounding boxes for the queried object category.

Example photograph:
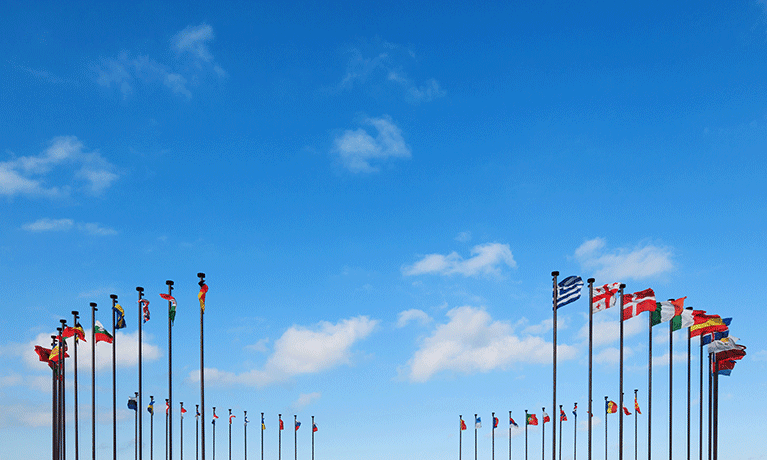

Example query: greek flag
[556,275,584,308]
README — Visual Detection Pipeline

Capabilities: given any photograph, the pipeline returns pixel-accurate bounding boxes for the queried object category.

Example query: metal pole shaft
[647,312,652,460]
[137,287,144,460]
[167,281,174,460]
[261,413,264,460]
[699,339,704,460]
[111,295,118,460]
[669,320,672,460]
[493,412,496,460]
[687,327,691,460]
[278,415,281,460]
[634,390,638,460]
[198,274,206,460]
[604,397,608,460]
[459,416,462,460]
[72,312,80,460]
[91,303,97,460]
[587,279,594,460]
[294,415,297,460]
[475,414,477,460]
[708,353,712,460]
[525,410,528,460]
[311,415,314,460]
[52,336,58,460]
[619,284,625,460]
[60,320,67,460]
[552,272,558,460]
[245,411,248,460]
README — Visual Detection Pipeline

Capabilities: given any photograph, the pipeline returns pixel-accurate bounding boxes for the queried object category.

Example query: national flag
[623,406,631,416]
[261,414,266,430]
[634,396,641,415]
[714,359,738,375]
[160,293,177,324]
[708,337,741,354]
[493,416,499,429]
[650,298,686,327]
[475,416,482,429]
[526,414,538,426]
[510,417,518,428]
[196,408,200,420]
[245,416,249,425]
[690,315,730,338]
[701,329,730,346]
[140,299,150,322]
[542,411,550,423]
[556,276,584,308]
[606,400,618,414]
[199,283,208,313]
[113,303,126,329]
[34,346,51,363]
[572,403,577,418]
[181,405,188,419]
[714,346,746,363]
[94,320,113,343]
[295,420,301,431]
[279,418,284,430]
[622,288,656,320]
[213,410,219,425]
[670,304,695,332]
[128,397,137,411]
[592,283,621,312]
[461,419,467,430]
[313,423,318,432]
[148,397,155,415]
[166,400,170,415]
[230,414,236,425]
[48,345,69,363]
[560,409,567,422]
[63,324,86,342]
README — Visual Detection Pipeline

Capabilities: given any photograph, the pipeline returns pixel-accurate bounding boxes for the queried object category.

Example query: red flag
[622,288,656,320]
[313,423,318,432]
[623,406,631,416]
[140,299,150,322]
[279,418,284,430]
[634,396,642,415]
[460,419,467,430]
[560,409,567,422]
[62,325,87,342]
[199,284,208,313]
[34,346,51,363]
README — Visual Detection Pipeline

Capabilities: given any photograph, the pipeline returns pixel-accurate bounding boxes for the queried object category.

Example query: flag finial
[588,278,595,283]
[552,271,559,277]
[110,294,117,300]
[136,286,144,293]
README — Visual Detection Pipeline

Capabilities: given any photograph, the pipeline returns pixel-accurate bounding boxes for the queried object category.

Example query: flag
[48,345,69,362]
[606,400,618,414]
[261,414,266,430]
[634,396,641,415]
[295,420,301,431]
[213,410,219,425]
[510,417,518,428]
[493,416,499,429]
[542,411,550,423]
[148,397,155,415]
[556,275,584,308]
[670,304,695,332]
[650,298,686,327]
[160,293,177,324]
[560,409,567,422]
[623,406,631,416]
[165,400,170,415]
[714,359,738,374]
[140,299,150,322]
[128,397,137,411]
[245,416,249,425]
[113,303,126,329]
[461,419,467,430]
[592,283,621,312]
[230,414,236,425]
[572,403,577,418]
[622,288,656,320]
[94,320,113,343]
[196,408,200,420]
[701,329,730,346]
[526,414,538,426]
[279,418,284,430]
[181,405,187,419]
[475,416,482,429]
[691,315,730,338]
[34,346,51,363]
[708,337,741,354]
[313,423,318,432]
[63,324,86,342]
[199,283,208,313]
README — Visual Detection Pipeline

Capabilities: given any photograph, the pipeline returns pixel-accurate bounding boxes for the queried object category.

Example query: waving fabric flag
[295,420,301,431]
[34,346,51,363]
[572,403,577,418]
[606,401,618,414]
[148,397,155,415]
[63,324,86,342]
[542,412,550,423]
[592,283,621,312]
[622,288,656,320]
[651,298,686,327]
[634,396,642,415]
[196,409,200,420]
[510,417,518,428]
[212,410,219,425]
[245,416,249,425]
[701,329,730,346]
[313,423,318,432]
[261,414,266,430]
[526,414,538,426]
[165,400,170,415]
[113,304,126,329]
[670,304,695,332]
[475,416,481,429]
[160,293,177,324]
[94,321,113,343]
[279,418,284,430]
[229,414,235,424]
[560,409,567,422]
[691,315,730,338]
[199,283,208,313]
[181,406,188,419]
[623,406,631,416]
[460,419,467,430]
[493,416,499,428]
[140,299,150,323]
[128,397,137,411]
[556,276,584,308]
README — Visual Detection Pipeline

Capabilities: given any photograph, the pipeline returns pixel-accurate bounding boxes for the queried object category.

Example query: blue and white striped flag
[556,275,584,308]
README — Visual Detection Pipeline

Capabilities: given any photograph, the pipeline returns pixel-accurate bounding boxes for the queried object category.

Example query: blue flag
[113,304,126,329]
[147,397,155,415]
[128,397,137,411]
[556,276,584,308]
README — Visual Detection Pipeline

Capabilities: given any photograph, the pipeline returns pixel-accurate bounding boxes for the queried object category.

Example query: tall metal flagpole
[71,311,80,460]
[618,284,625,460]
[707,353,712,460]
[573,404,577,460]
[111,294,118,460]
[459,415,463,460]
[165,400,169,460]
[541,408,545,460]
[647,309,652,460]
[196,406,200,460]
[180,403,184,460]
[229,409,233,460]
[91,302,97,460]
[492,412,496,460]
[668,311,673,460]
[166,280,174,460]
[509,411,512,460]
[311,415,314,460]
[244,411,248,460]
[293,415,297,460]
[524,410,528,460]
[634,390,638,460]
[137,287,145,460]
[713,361,719,460]
[150,398,154,460]
[278,414,281,460]
[198,273,206,460]
[60,319,67,460]
[604,397,608,460]
[551,272,558,460]
[558,406,562,460]
[687,321,692,460]
[261,413,264,460]
[213,408,217,460]
[587,278,595,460]
[134,392,139,460]
[474,414,478,460]
[699,338,704,460]
[52,335,58,460]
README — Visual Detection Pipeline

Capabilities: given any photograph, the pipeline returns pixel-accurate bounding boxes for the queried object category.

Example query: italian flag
[94,320,113,344]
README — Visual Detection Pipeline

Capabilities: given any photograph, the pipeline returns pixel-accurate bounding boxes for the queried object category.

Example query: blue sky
[2,1,766,459]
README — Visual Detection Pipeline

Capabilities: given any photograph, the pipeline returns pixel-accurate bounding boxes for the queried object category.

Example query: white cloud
[593,347,635,365]
[401,306,577,382]
[402,243,516,277]
[576,311,647,348]
[172,24,215,62]
[193,316,378,387]
[574,238,674,281]
[396,309,432,328]
[292,392,321,410]
[333,116,411,173]
[454,231,472,242]
[22,218,117,236]
[0,403,51,428]
[1,136,118,197]
[752,350,767,362]
[78,222,118,236]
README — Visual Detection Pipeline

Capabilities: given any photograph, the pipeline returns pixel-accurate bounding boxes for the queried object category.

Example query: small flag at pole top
[295,420,301,431]
[94,320,113,343]
[181,405,187,419]
[622,288,657,320]
[606,401,618,414]
[113,304,126,329]
[261,414,266,430]
[560,409,567,422]
[313,423,318,432]
[245,415,249,425]
[526,414,538,426]
[572,403,577,418]
[592,283,621,312]
[147,397,155,415]
[128,397,137,411]
[475,416,481,429]
[140,299,150,322]
[460,419,467,430]
[556,275,584,308]
[160,293,177,324]
[623,406,631,416]
[34,345,51,363]
[212,408,218,425]
[509,417,518,428]
[634,396,641,415]
[279,418,284,430]
[196,408,200,420]
[166,400,170,415]
[542,411,550,423]
[229,414,235,425]
[63,324,86,342]
[199,283,208,313]
[493,416,499,428]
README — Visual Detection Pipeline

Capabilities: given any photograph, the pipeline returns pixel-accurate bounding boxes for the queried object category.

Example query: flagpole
[687,320,691,460]
[587,278,594,460]
[197,273,206,460]
[699,338,704,460]
[524,410,528,460]
[71,311,80,460]
[245,411,248,460]
[509,411,512,460]
[166,280,174,460]
[311,415,314,460]
[492,412,496,460]
[150,397,154,460]
[707,352,712,460]
[135,392,139,460]
[278,414,281,460]
[633,390,638,460]
[213,408,217,460]
[52,335,59,460]
[181,403,184,460]
[647,309,652,460]
[60,319,67,460]
[558,406,562,460]
[91,302,97,460]
[573,405,576,460]
[604,397,608,460]
[261,413,264,460]
[551,271,558,460]
[293,415,297,460]
[166,399,169,460]
[668,313,673,460]
[229,409,233,460]
[196,405,200,460]
[137,287,145,460]
[459,415,462,460]
[618,284,625,460]
[541,408,544,460]
[475,413,478,460]
[111,294,118,460]
[713,359,718,460]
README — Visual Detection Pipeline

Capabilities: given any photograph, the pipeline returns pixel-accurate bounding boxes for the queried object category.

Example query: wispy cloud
[402,242,516,277]
[292,392,321,410]
[454,231,472,242]
[22,218,117,236]
[1,136,118,197]
[332,115,411,173]
[340,42,445,103]
[396,309,432,328]
[400,306,577,382]
[193,316,378,387]
[573,238,674,281]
